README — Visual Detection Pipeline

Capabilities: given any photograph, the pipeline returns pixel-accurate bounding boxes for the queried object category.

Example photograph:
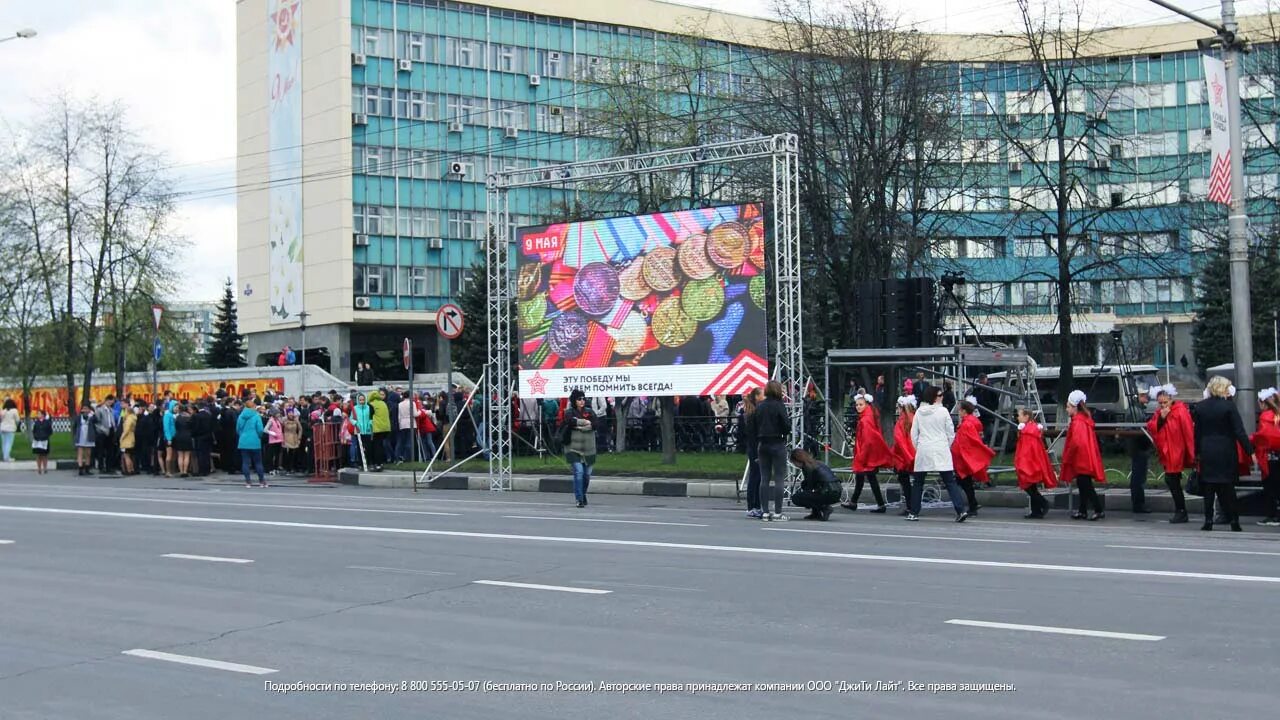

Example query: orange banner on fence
[0,378,286,418]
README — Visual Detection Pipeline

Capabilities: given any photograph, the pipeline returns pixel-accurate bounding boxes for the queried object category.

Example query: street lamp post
[298,310,310,396]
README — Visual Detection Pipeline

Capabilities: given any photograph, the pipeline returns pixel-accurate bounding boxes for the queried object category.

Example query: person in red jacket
[952,397,996,516]
[1014,408,1057,518]
[1252,388,1280,526]
[891,395,918,516]
[844,393,893,512]
[1147,384,1195,524]
[1063,390,1107,520]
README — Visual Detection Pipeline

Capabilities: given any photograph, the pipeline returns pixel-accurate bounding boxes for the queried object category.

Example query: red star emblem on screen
[527,372,549,395]
[1211,76,1225,108]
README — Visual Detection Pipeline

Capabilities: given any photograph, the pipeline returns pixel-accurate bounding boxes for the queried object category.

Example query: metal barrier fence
[311,421,344,481]
[506,415,760,456]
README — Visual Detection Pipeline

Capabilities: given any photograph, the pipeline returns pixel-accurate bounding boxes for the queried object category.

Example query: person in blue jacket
[162,400,178,477]
[237,398,267,487]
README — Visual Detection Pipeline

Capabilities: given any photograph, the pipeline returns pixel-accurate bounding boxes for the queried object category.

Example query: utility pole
[1147,0,1255,428]
[298,310,310,397]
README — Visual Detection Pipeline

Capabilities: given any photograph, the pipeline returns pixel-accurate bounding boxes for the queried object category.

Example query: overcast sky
[0,0,1271,301]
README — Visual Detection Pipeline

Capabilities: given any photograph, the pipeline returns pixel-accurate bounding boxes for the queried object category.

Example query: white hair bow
[964,395,980,417]
[1229,384,1237,398]
[1260,387,1278,403]
[1067,390,1087,407]
[897,395,917,408]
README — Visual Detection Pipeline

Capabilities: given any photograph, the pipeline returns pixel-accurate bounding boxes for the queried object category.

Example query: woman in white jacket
[908,386,970,522]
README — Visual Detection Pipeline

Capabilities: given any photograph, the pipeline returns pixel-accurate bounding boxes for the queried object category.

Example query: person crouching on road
[1063,391,1106,521]
[952,398,996,517]
[891,395,917,516]
[789,449,841,521]
[909,386,968,522]
[563,389,600,508]
[843,392,892,513]
[1148,384,1195,524]
[1014,408,1057,518]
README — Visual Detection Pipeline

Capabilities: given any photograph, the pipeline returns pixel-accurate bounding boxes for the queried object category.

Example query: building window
[406,32,427,62]
[353,204,366,234]
[1013,235,1051,257]
[364,266,385,295]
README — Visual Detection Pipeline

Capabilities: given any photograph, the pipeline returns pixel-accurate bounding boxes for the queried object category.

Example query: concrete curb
[333,468,1267,514]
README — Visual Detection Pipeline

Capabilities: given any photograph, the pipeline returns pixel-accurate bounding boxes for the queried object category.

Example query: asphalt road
[1,472,1278,719]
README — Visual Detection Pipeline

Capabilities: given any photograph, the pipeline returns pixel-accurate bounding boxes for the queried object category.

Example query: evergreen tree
[452,260,516,383]
[204,278,246,368]
[1193,236,1280,378]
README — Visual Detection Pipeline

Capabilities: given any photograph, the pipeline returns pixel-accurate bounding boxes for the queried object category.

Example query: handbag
[1184,471,1203,497]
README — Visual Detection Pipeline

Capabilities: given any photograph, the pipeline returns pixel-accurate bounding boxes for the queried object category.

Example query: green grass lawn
[398,450,1151,484]
[8,432,75,461]
[401,450,750,479]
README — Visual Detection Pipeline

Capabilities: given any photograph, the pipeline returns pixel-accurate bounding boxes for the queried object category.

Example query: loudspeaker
[850,277,938,348]
[853,280,885,348]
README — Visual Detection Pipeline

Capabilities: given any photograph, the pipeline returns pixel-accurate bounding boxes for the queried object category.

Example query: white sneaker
[772,513,788,522]
[763,512,773,521]
[905,513,919,521]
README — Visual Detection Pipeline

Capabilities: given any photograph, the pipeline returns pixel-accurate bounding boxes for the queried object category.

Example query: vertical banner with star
[1203,54,1232,206]
[268,0,304,324]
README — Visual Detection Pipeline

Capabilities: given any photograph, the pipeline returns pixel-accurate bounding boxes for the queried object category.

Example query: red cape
[1146,402,1195,474]
[891,415,916,474]
[1060,412,1105,483]
[853,408,894,472]
[1015,422,1058,490]
[1252,409,1280,477]
[952,414,996,482]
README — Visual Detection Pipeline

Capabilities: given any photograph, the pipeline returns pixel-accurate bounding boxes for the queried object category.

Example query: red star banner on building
[1203,54,1232,206]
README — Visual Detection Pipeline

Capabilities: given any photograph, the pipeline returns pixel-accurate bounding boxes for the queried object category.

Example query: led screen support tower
[486,134,802,492]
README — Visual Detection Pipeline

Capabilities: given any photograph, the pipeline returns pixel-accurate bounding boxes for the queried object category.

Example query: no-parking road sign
[437,303,464,340]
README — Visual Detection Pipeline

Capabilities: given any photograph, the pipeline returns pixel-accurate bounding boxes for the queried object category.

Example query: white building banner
[1203,54,1232,206]
[267,0,304,324]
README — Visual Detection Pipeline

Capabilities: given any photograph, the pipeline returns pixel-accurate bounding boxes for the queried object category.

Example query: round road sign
[437,303,465,340]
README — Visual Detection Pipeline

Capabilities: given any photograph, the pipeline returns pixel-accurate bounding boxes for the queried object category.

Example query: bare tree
[979,0,1193,404]
[744,0,980,354]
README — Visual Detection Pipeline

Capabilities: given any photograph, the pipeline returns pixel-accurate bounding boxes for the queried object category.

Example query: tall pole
[1223,0,1256,430]
[298,310,309,397]
[1163,317,1172,384]
[1273,311,1278,389]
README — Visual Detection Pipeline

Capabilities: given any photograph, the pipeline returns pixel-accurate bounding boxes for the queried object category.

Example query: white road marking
[573,580,703,593]
[4,504,1280,585]
[161,554,254,564]
[0,484,562,507]
[1106,544,1280,557]
[763,528,1030,544]
[0,539,13,544]
[121,649,277,674]
[473,580,611,595]
[503,515,707,527]
[347,565,455,576]
[946,619,1165,642]
[0,492,461,517]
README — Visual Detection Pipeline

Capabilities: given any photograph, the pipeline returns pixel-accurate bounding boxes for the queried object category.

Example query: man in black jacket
[192,401,216,476]
[134,406,155,475]
[218,401,242,473]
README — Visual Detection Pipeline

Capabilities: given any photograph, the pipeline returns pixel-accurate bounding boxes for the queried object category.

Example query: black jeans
[745,455,761,511]
[1076,476,1104,514]
[1262,460,1280,518]
[851,472,884,507]
[195,437,212,475]
[910,471,965,515]
[1025,485,1048,516]
[1203,483,1238,524]
[1164,472,1187,513]
[959,477,980,512]
[897,472,912,509]
[1130,451,1149,511]
[371,432,389,466]
[757,441,787,515]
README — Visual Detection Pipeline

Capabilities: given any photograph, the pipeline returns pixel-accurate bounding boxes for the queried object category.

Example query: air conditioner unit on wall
[398,58,412,72]
[354,234,370,246]
[1008,161,1022,173]
[529,74,542,86]
[352,113,368,126]
[1007,114,1021,125]
[448,161,466,176]
[505,126,519,139]
[428,238,445,249]
[549,106,563,116]
[354,296,371,309]
[352,53,367,66]
[449,121,464,133]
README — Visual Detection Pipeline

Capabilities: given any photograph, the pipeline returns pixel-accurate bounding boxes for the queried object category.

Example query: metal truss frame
[485,133,803,492]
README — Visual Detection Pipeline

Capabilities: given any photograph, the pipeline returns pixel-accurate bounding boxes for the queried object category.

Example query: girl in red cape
[1252,388,1280,526]
[891,395,918,516]
[1147,384,1195,524]
[845,393,892,512]
[1062,390,1107,521]
[1015,408,1057,519]
[952,397,996,516]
